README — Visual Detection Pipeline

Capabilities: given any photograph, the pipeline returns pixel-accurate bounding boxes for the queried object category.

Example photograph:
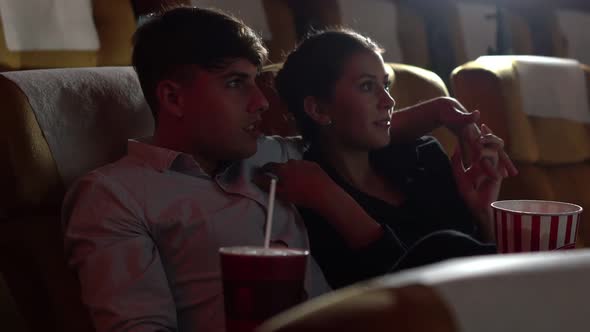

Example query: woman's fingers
[477,124,518,177]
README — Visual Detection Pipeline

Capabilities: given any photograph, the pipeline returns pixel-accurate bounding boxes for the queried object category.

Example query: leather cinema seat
[258,249,590,332]
[0,67,154,332]
[0,0,136,71]
[452,55,590,247]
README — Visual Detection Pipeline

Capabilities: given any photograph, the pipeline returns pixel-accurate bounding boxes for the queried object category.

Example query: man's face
[176,59,269,163]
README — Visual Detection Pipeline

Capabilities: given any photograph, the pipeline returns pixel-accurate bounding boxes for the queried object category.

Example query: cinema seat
[452,55,590,247]
[0,67,154,332]
[0,0,136,71]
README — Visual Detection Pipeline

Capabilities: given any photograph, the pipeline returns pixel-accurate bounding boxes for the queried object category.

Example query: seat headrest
[0,67,153,212]
[475,56,590,164]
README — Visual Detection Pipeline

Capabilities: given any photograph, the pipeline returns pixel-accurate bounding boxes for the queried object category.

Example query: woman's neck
[317,141,375,190]
[315,140,405,207]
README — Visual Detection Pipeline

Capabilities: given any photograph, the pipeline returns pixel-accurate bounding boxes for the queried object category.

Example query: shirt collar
[127,138,241,179]
[127,138,205,175]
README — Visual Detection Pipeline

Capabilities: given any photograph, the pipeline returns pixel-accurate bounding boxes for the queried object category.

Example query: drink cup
[491,200,583,253]
[219,246,308,332]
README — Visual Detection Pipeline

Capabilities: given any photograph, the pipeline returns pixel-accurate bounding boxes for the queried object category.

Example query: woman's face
[320,50,395,151]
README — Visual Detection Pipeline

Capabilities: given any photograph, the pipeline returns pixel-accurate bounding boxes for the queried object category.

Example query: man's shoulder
[250,135,305,164]
[64,155,152,203]
[79,154,150,183]
[62,155,150,222]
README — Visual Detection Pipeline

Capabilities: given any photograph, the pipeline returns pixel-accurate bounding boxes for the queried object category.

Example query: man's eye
[227,79,242,88]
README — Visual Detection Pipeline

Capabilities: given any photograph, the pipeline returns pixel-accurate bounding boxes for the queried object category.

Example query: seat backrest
[0,0,136,71]
[334,0,404,63]
[556,8,590,65]
[452,55,590,247]
[191,0,298,62]
[454,1,535,60]
[286,0,430,68]
[0,67,153,332]
[258,284,456,332]
[0,67,153,212]
[259,249,590,332]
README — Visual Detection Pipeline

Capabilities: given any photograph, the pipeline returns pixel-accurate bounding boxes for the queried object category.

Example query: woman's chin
[367,136,390,150]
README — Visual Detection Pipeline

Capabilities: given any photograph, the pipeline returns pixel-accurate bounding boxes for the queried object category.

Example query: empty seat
[259,249,590,332]
[191,0,298,62]
[0,0,136,70]
[452,55,590,247]
[421,0,533,86]
[288,0,430,68]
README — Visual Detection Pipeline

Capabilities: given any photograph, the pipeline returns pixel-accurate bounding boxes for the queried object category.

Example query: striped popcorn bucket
[491,200,583,253]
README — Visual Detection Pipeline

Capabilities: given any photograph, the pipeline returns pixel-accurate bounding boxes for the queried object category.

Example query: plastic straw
[263,178,278,248]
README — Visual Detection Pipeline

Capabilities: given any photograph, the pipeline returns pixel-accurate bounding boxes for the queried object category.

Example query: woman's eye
[384,81,392,92]
[360,81,374,91]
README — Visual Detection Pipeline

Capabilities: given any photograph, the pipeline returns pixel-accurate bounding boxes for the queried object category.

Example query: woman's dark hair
[132,5,268,121]
[275,29,383,146]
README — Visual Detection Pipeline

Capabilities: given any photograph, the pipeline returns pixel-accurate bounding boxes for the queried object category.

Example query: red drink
[219,246,308,332]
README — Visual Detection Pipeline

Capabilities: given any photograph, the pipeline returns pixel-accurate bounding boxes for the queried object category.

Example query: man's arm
[62,173,177,332]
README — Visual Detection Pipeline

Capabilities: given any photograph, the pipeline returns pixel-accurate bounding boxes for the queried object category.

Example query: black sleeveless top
[299,136,482,289]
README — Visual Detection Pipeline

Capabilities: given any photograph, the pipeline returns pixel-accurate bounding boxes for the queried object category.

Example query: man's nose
[249,86,270,114]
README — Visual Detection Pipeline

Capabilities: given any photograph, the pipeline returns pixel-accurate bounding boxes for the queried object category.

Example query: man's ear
[155,80,184,119]
[303,96,332,125]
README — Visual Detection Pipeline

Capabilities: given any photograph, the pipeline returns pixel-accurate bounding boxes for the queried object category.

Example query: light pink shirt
[62,136,331,332]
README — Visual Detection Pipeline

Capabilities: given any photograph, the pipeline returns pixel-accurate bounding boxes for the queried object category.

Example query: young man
[62,7,331,332]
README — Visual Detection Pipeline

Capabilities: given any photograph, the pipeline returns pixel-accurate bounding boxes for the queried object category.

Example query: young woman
[259,29,517,289]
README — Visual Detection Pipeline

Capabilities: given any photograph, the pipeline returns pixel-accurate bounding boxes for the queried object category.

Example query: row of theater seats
[1,56,590,331]
[1,0,589,75]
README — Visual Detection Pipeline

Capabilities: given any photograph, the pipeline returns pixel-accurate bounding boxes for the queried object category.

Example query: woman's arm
[257,160,384,249]
[300,205,405,289]
[255,160,407,288]
[388,97,478,143]
[389,97,518,178]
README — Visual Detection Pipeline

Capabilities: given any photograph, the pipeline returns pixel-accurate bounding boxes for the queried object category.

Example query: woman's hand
[451,124,516,241]
[457,123,518,179]
[426,97,517,178]
[433,97,480,134]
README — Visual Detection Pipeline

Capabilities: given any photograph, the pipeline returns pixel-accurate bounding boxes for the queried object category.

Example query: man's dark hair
[132,6,268,121]
[275,29,383,146]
